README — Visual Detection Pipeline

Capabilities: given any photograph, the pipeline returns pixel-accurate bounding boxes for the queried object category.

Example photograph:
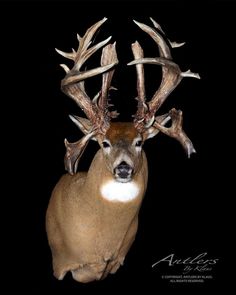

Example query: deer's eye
[102,141,111,148]
[135,140,142,147]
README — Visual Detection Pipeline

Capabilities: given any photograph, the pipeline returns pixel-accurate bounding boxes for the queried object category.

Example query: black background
[0,0,235,293]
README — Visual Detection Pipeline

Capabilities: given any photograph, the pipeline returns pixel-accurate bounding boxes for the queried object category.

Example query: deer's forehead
[106,123,139,144]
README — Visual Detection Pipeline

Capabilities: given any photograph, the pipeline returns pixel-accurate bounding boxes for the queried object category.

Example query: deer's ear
[69,115,97,141]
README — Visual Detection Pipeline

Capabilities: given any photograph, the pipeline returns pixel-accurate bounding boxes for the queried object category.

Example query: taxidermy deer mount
[46,18,200,283]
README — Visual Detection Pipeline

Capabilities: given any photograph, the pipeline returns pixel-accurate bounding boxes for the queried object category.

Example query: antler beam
[128,18,200,156]
[56,18,118,174]
[56,18,118,134]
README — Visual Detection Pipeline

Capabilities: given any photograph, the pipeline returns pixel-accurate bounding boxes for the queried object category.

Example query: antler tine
[131,41,145,101]
[99,42,119,118]
[131,41,147,123]
[56,18,118,135]
[133,19,171,59]
[56,18,110,69]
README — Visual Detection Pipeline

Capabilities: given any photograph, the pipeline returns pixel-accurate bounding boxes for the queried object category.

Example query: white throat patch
[100,180,140,202]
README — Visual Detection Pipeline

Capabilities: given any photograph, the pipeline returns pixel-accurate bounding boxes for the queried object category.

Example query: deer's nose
[115,161,133,179]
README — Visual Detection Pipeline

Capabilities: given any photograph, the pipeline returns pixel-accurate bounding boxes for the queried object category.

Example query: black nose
[115,161,133,179]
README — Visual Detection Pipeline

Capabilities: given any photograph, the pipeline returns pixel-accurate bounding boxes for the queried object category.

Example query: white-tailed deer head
[46,18,200,283]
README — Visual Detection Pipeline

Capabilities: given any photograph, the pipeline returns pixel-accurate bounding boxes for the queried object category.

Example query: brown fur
[46,123,148,283]
[105,122,139,144]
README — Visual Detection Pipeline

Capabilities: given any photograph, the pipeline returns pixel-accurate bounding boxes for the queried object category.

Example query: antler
[128,18,200,157]
[56,18,118,174]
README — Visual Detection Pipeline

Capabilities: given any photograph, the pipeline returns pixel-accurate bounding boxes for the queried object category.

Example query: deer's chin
[114,176,132,183]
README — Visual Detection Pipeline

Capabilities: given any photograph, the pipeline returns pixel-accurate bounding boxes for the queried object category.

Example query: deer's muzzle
[114,161,133,182]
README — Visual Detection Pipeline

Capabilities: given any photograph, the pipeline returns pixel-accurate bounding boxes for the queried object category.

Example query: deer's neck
[69,149,148,245]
